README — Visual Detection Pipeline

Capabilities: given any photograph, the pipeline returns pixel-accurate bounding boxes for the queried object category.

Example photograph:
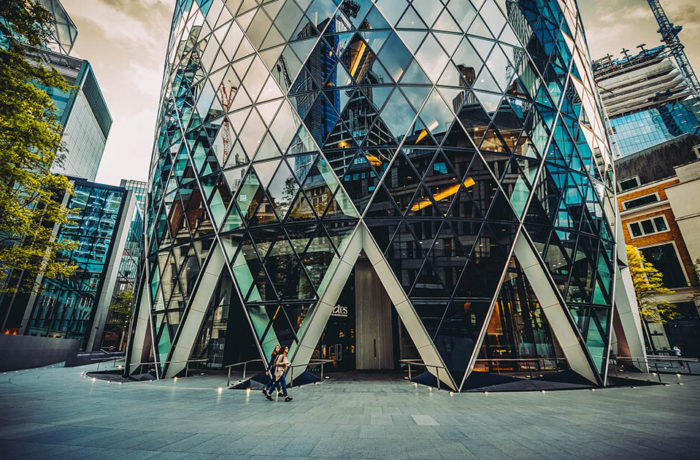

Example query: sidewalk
[1,364,700,458]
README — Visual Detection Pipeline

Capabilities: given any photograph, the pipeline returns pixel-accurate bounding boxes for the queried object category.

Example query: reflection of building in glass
[112,180,147,297]
[1,178,135,350]
[594,46,700,158]
[101,179,147,349]
[615,134,700,356]
[127,0,645,391]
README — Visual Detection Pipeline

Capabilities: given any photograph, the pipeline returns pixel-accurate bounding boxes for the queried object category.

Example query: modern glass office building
[593,46,700,158]
[41,51,113,182]
[127,0,646,390]
[2,0,112,181]
[1,179,135,350]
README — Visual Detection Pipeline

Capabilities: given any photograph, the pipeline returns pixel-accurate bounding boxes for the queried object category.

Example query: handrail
[605,355,698,378]
[92,356,124,371]
[287,359,334,388]
[399,359,448,390]
[473,358,568,362]
[226,358,334,388]
[645,356,699,362]
[225,359,264,387]
[128,358,209,379]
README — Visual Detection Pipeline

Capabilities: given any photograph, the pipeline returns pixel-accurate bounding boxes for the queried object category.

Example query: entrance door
[355,258,394,369]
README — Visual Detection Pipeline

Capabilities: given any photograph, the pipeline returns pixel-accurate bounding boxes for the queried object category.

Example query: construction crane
[647,0,700,97]
[219,82,237,165]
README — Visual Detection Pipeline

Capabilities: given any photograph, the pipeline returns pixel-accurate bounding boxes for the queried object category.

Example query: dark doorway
[315,255,413,372]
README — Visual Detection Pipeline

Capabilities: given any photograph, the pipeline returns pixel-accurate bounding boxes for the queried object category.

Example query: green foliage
[0,0,76,294]
[107,290,133,332]
[626,245,678,323]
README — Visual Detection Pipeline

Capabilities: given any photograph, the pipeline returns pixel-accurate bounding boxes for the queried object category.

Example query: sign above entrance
[331,305,348,318]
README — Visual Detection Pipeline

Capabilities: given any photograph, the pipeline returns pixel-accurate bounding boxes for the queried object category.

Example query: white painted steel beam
[164,244,226,378]
[127,279,152,375]
[613,219,648,372]
[291,223,456,390]
[513,233,599,384]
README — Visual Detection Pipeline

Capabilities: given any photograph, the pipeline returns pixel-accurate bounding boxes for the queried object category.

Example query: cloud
[53,0,700,187]
[59,0,175,185]
[580,0,700,70]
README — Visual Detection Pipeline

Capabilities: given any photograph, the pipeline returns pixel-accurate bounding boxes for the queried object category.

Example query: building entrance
[315,256,415,372]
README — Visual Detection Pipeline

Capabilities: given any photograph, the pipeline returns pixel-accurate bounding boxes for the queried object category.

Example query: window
[628,216,669,238]
[623,194,659,210]
[639,243,687,288]
[654,216,667,231]
[630,222,642,237]
[673,302,700,321]
[618,177,640,192]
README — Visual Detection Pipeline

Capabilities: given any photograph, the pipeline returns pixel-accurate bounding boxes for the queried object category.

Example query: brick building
[616,134,700,355]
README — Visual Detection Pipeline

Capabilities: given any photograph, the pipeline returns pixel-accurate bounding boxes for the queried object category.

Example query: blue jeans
[263,372,276,393]
[274,374,288,397]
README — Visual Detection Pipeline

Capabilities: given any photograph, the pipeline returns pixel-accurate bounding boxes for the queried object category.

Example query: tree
[626,245,678,323]
[0,0,76,295]
[107,290,134,347]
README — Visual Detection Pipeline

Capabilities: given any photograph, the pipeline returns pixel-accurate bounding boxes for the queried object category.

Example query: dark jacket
[267,351,278,373]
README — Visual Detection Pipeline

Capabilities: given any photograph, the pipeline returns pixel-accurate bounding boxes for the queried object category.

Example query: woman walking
[262,345,280,397]
[267,346,292,402]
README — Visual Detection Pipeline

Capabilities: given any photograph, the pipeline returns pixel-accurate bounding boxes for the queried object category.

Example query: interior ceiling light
[410,177,475,211]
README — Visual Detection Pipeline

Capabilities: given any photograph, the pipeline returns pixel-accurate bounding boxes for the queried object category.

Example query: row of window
[622,193,659,210]
[629,216,668,238]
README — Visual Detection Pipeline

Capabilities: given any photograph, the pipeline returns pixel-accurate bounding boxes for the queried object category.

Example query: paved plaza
[1,364,700,459]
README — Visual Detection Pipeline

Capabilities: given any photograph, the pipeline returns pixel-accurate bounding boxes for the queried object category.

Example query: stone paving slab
[1,364,700,459]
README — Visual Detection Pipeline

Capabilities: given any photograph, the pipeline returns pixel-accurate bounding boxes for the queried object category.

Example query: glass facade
[36,0,78,55]
[115,180,148,296]
[24,180,127,348]
[52,63,112,182]
[609,101,700,157]
[129,0,636,389]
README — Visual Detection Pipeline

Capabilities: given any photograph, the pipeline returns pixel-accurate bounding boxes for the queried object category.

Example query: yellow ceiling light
[349,41,367,78]
[410,177,475,212]
[338,140,350,148]
[365,154,382,166]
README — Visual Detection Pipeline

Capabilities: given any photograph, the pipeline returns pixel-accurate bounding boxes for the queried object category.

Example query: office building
[113,180,147,297]
[2,0,112,181]
[593,46,700,158]
[126,0,646,390]
[1,178,135,351]
[33,48,112,181]
[616,134,700,356]
[101,179,147,349]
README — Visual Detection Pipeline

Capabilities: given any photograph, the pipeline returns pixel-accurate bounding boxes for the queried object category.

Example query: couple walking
[262,345,292,402]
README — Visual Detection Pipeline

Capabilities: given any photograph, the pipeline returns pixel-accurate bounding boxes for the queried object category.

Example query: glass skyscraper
[594,46,700,158]
[1,0,112,181]
[2,179,135,351]
[127,0,646,390]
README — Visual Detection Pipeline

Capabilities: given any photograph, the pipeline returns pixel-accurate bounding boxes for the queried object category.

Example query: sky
[59,0,700,186]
